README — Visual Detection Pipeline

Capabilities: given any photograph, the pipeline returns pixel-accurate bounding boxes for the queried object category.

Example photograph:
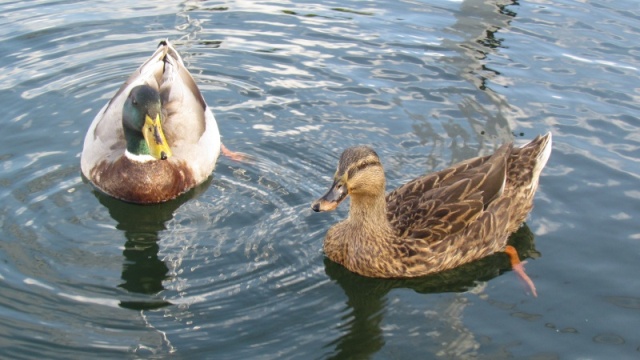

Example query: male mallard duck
[81,40,233,203]
[312,133,552,279]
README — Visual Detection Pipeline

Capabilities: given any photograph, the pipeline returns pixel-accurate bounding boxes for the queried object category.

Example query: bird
[81,40,236,203]
[312,133,552,281]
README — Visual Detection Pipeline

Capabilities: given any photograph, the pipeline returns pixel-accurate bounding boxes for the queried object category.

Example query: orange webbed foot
[505,245,538,297]
[221,143,250,162]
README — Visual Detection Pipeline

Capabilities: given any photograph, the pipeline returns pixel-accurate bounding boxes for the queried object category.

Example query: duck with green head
[81,40,234,203]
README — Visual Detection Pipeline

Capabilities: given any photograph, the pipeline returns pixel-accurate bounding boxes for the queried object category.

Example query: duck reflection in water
[91,178,212,310]
[323,223,539,359]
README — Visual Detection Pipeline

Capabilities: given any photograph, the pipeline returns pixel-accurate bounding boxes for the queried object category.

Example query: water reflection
[90,178,212,310]
[323,223,538,359]
[415,0,521,160]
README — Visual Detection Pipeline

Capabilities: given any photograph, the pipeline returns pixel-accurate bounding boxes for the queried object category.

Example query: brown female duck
[312,133,552,280]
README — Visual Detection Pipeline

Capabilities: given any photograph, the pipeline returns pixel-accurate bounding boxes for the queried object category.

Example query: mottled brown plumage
[312,133,552,278]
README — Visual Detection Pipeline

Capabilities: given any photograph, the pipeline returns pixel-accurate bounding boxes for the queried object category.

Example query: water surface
[1,0,639,358]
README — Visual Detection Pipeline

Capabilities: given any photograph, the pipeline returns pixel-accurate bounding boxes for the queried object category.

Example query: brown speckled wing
[386,142,512,243]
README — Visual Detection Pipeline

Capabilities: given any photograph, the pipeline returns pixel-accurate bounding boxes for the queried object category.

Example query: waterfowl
[81,40,232,203]
[312,133,552,279]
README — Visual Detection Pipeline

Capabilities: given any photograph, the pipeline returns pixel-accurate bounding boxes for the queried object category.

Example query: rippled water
[1,0,639,358]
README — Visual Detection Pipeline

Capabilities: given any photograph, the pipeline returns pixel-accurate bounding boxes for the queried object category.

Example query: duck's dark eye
[129,92,138,106]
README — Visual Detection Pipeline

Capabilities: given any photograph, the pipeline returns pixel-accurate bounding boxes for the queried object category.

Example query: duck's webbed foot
[221,143,250,162]
[505,245,538,297]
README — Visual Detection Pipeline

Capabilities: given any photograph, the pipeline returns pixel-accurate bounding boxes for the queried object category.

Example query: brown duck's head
[312,146,385,212]
[122,85,172,160]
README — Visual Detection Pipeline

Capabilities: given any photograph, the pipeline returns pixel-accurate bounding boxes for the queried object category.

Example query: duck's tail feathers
[527,132,552,182]
[514,132,552,195]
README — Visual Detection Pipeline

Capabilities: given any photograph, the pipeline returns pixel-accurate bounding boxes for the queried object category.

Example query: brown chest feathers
[89,157,196,204]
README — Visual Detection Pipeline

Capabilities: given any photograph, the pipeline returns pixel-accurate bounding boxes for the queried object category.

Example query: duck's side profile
[312,133,552,280]
[81,40,227,203]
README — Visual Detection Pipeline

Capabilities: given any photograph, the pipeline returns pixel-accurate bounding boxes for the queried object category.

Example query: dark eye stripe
[347,161,380,179]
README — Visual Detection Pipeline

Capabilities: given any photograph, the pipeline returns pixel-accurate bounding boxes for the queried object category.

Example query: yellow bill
[142,114,172,160]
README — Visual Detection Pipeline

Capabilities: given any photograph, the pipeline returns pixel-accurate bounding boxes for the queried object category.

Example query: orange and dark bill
[312,180,347,212]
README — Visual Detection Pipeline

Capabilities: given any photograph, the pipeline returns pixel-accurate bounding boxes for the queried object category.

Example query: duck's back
[386,133,552,245]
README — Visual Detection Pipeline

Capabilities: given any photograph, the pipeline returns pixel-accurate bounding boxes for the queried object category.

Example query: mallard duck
[81,40,233,203]
[312,133,552,279]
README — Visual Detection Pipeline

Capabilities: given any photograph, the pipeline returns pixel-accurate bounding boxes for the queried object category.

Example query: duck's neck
[124,128,151,157]
[347,192,392,235]
[324,191,394,273]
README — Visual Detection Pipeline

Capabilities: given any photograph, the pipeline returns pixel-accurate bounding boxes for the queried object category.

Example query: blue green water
[1,0,639,358]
